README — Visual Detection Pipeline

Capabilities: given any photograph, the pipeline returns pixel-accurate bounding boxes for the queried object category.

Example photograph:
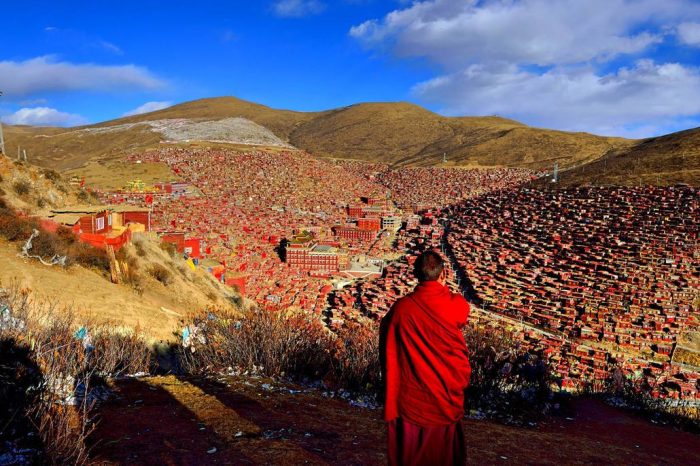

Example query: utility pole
[0,90,4,155]
[552,162,559,183]
[0,121,5,155]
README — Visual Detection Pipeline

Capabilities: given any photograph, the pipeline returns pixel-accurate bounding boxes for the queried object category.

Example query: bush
[55,226,77,245]
[77,190,89,203]
[134,240,146,257]
[0,286,155,465]
[13,180,31,196]
[149,263,173,285]
[36,197,47,208]
[178,308,331,379]
[0,209,36,241]
[42,169,61,182]
[29,230,67,260]
[331,320,380,391]
[159,241,178,257]
[67,243,110,272]
[463,324,555,423]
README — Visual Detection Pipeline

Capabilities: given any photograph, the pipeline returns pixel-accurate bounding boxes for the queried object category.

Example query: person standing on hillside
[380,250,471,466]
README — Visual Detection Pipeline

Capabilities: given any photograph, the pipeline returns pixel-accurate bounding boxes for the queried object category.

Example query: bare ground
[89,375,700,466]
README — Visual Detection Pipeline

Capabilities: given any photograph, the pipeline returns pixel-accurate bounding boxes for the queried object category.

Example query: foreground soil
[88,375,699,465]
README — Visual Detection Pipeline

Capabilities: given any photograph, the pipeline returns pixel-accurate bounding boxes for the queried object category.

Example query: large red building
[358,217,381,232]
[286,241,348,275]
[333,226,376,242]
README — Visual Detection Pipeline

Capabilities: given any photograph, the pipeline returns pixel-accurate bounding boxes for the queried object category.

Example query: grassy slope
[5,97,631,171]
[290,102,632,169]
[554,127,700,186]
[0,154,236,340]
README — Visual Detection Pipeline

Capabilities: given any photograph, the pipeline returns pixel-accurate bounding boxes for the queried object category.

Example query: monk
[380,250,471,466]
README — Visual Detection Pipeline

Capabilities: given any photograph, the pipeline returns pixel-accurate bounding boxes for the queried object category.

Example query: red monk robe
[380,280,471,466]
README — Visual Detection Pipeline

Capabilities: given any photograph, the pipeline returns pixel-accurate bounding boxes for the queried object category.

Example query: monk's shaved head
[414,250,444,282]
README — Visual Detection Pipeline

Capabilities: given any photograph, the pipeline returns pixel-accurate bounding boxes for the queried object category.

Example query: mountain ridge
[3,96,698,184]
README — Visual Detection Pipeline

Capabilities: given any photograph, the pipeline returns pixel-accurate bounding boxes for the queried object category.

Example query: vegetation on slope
[552,126,700,186]
[5,96,633,172]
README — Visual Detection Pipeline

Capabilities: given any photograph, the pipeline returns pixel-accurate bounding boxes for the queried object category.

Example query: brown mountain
[4,96,698,185]
[553,127,700,186]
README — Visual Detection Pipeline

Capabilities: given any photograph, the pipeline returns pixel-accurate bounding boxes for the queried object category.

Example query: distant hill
[4,96,699,185]
[552,127,700,186]
[288,101,632,169]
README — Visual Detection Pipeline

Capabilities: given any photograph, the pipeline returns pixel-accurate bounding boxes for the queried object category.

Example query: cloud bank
[2,107,88,127]
[351,0,700,137]
[0,56,165,98]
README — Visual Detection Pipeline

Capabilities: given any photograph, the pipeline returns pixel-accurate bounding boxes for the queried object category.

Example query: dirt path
[89,375,699,466]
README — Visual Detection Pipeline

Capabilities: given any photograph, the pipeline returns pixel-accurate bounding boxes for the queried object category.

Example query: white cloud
[0,56,165,98]
[414,60,700,136]
[2,107,88,127]
[99,40,124,55]
[122,101,173,117]
[351,0,700,137]
[678,22,700,46]
[350,0,700,68]
[273,0,325,17]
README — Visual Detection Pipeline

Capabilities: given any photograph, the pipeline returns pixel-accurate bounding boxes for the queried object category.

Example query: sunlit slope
[554,126,700,186]
[10,96,700,184]
[290,102,632,169]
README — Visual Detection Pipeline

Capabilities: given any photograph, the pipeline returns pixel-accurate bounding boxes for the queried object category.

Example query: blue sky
[2,0,700,138]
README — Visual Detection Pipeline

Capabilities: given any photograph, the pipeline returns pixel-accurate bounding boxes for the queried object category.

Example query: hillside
[4,96,633,172]
[288,102,632,169]
[552,126,700,186]
[0,154,236,340]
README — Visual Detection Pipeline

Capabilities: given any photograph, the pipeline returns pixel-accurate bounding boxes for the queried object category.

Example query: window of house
[96,217,105,231]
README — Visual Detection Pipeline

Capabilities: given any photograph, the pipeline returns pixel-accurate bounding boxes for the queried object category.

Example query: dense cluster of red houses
[443,186,699,399]
[331,159,538,211]
[91,147,697,400]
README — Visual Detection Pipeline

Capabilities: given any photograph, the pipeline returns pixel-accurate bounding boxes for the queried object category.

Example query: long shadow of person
[184,376,386,466]
[89,377,258,465]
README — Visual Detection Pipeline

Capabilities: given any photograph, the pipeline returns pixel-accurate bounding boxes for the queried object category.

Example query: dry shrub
[0,208,35,241]
[67,243,110,272]
[159,241,178,257]
[42,169,61,182]
[134,240,146,257]
[55,225,77,245]
[30,230,68,260]
[149,263,173,285]
[463,324,554,423]
[13,180,31,196]
[593,366,700,432]
[331,320,381,391]
[0,285,155,464]
[179,307,331,379]
[91,329,154,377]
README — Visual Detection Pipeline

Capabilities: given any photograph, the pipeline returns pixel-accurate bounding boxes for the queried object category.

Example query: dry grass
[6,96,633,174]
[66,160,180,191]
[545,126,700,186]
[176,308,550,415]
[0,284,154,464]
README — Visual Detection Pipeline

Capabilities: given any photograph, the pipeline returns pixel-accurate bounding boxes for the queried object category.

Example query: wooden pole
[0,122,5,155]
